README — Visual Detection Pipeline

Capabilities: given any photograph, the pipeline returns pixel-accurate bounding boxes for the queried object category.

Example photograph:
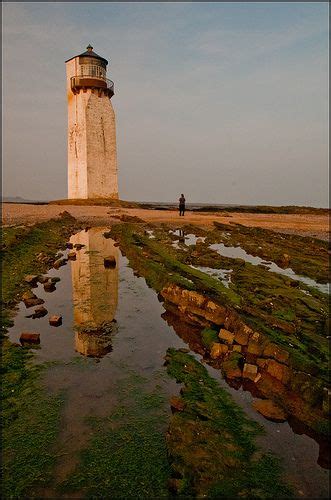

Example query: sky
[2,2,329,206]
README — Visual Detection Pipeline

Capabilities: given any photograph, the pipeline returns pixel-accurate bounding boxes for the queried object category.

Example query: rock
[66,242,73,249]
[104,256,116,268]
[20,332,40,344]
[253,399,287,422]
[234,325,252,345]
[37,275,49,284]
[53,258,67,269]
[68,251,77,260]
[49,315,62,327]
[22,290,35,300]
[170,396,186,413]
[32,305,48,318]
[247,339,264,356]
[196,238,204,245]
[266,359,290,384]
[243,363,258,381]
[50,277,61,283]
[256,358,268,369]
[24,275,39,286]
[210,343,228,359]
[74,243,85,250]
[218,329,234,344]
[44,281,56,292]
[263,343,289,365]
[222,353,242,379]
[161,285,227,326]
[23,292,45,308]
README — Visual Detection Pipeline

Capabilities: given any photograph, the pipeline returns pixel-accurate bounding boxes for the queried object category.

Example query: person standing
[179,194,186,216]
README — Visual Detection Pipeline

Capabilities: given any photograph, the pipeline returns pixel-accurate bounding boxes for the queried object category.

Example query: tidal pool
[7,227,329,497]
[210,242,330,294]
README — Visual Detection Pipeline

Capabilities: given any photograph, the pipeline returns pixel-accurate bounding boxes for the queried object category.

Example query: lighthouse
[65,45,118,199]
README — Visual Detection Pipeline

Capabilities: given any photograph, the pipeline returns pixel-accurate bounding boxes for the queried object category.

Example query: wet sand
[2,203,329,240]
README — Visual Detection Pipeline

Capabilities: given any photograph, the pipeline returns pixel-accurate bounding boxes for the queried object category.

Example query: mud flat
[1,216,330,498]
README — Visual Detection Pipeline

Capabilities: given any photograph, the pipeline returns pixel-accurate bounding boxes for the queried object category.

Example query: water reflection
[70,228,119,358]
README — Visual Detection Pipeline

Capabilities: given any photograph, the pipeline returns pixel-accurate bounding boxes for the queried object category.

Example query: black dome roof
[65,45,108,65]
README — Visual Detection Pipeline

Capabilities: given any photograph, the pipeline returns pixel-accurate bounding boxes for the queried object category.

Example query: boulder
[49,315,62,327]
[20,332,40,344]
[253,399,287,422]
[104,256,116,268]
[210,343,228,359]
[218,329,234,344]
[243,363,258,381]
[170,396,186,413]
[68,251,77,260]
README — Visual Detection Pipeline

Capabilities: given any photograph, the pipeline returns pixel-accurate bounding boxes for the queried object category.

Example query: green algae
[165,348,293,498]
[1,216,82,497]
[59,372,171,498]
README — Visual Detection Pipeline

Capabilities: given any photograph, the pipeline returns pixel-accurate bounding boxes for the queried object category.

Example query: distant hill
[2,196,48,204]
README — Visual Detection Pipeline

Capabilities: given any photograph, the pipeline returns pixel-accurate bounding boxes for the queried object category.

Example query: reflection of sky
[210,243,329,295]
[2,2,328,206]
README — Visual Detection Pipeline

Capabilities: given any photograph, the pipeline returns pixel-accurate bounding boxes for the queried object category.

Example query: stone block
[24,275,39,286]
[266,359,290,384]
[218,328,234,344]
[247,340,264,356]
[20,332,40,344]
[210,343,228,359]
[263,343,289,365]
[44,281,56,292]
[232,345,242,353]
[49,315,62,327]
[243,363,258,381]
[234,326,252,345]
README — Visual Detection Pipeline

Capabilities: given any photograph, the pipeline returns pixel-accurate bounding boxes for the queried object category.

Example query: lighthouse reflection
[70,227,119,358]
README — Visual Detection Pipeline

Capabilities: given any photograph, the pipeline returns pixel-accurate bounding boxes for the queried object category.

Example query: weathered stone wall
[66,57,118,199]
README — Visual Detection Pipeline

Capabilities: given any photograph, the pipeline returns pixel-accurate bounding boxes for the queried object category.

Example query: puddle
[6,227,329,497]
[145,229,155,239]
[170,229,205,246]
[190,265,232,288]
[210,243,330,294]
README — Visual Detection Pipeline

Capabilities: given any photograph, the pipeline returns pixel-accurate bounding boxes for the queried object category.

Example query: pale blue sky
[2,2,329,205]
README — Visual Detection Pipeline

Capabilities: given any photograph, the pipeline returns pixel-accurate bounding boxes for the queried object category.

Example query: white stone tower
[65,45,118,199]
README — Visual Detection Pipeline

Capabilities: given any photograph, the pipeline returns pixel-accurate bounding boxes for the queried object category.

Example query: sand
[1,203,329,240]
